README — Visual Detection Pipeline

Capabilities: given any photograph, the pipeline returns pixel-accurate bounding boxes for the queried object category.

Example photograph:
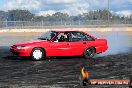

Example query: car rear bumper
[96,46,108,53]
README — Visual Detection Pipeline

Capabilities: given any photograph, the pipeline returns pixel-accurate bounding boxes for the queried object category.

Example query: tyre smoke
[98,32,131,56]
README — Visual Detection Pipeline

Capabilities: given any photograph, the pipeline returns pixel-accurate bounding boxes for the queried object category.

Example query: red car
[10,31,108,60]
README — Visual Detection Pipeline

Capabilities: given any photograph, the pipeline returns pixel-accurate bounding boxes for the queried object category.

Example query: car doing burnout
[10,31,108,60]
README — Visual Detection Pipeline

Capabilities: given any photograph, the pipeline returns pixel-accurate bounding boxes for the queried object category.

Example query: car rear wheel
[30,48,45,61]
[83,47,95,59]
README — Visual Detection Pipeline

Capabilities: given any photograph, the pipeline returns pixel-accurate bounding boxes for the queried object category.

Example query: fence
[0,20,132,29]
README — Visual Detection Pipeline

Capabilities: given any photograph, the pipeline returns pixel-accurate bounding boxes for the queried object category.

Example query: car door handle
[67,43,69,45]
[83,42,86,44]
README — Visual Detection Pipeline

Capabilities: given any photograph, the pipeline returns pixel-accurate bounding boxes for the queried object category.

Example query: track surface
[0,47,132,88]
[0,31,132,88]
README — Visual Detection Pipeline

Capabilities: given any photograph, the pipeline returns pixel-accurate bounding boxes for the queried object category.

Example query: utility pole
[108,0,110,27]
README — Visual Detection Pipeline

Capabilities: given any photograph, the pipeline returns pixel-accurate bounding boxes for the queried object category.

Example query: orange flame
[81,67,89,79]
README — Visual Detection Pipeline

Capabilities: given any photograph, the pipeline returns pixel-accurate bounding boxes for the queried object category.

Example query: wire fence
[0,20,132,29]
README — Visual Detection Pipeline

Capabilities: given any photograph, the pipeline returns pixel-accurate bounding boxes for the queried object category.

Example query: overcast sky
[0,0,132,17]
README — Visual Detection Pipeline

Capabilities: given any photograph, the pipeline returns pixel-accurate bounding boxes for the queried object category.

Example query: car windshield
[38,31,57,40]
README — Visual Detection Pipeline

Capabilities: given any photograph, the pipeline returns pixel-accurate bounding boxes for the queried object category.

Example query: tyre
[83,47,95,59]
[30,48,45,61]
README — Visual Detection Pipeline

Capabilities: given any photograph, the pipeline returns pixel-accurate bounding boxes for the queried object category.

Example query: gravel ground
[0,31,132,88]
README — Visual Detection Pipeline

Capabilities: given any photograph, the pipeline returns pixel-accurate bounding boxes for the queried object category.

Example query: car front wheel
[83,47,95,59]
[30,48,45,61]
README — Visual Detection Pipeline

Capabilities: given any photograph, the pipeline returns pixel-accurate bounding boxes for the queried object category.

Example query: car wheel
[30,48,45,61]
[83,47,95,59]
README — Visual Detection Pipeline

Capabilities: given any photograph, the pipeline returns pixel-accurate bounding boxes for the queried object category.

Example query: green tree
[7,9,34,21]
[0,11,6,21]
[52,12,69,21]
[32,16,44,21]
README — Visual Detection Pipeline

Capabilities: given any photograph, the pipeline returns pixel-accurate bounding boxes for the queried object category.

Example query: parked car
[10,31,108,60]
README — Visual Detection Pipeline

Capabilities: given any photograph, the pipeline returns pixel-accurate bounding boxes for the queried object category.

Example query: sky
[0,0,132,17]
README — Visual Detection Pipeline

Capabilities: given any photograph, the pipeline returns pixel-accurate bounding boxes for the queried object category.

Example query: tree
[7,10,34,21]
[0,11,6,21]
[52,12,69,21]
[0,9,131,24]
[32,16,44,21]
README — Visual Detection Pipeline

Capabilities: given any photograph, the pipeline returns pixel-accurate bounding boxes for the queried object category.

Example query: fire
[81,67,89,79]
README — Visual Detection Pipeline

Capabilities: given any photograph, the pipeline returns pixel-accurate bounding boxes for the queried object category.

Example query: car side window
[70,32,83,42]
[70,32,94,42]
[53,33,63,42]
[54,33,70,42]
[82,33,95,41]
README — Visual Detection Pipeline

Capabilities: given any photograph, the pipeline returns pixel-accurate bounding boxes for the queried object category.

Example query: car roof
[52,30,84,33]
[50,30,96,39]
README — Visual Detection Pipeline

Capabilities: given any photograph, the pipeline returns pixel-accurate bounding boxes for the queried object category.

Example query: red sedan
[10,31,108,60]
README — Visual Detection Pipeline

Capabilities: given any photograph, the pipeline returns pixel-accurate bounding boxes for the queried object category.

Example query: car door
[47,33,71,56]
[68,32,96,56]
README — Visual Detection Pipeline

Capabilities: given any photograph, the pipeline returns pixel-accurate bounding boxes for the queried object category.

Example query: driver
[63,32,69,42]
[58,32,69,42]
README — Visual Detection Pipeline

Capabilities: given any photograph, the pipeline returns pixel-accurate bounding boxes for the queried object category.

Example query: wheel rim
[32,50,42,60]
[86,48,94,56]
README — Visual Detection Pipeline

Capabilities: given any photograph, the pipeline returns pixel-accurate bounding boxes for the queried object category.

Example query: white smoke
[99,31,130,56]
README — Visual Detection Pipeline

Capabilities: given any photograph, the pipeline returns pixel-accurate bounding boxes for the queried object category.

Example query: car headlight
[16,46,29,49]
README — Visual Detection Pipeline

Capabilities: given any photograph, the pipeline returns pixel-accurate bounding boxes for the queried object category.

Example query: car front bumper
[10,46,31,56]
